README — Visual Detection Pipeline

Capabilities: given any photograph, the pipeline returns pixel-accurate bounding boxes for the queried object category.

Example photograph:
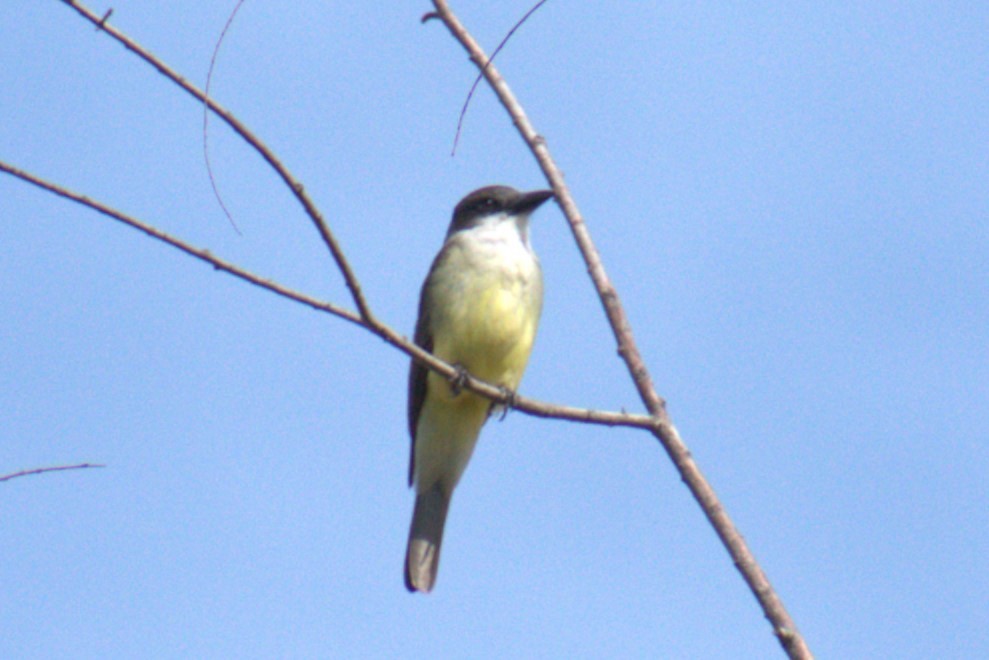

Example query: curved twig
[202,0,248,235]
[449,0,549,155]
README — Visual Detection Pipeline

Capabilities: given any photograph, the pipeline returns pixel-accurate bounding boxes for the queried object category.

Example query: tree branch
[1,160,653,434]
[426,2,812,657]
[59,0,375,324]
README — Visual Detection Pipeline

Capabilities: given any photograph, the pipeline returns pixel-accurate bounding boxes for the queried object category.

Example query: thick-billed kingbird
[405,185,553,593]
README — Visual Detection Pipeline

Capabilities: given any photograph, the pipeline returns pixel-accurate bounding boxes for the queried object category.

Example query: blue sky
[3,2,987,658]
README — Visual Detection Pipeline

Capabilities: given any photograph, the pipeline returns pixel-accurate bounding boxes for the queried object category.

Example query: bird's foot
[448,363,469,395]
[497,385,518,421]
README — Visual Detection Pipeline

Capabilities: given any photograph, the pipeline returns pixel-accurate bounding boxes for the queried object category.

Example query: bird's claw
[448,364,469,395]
[497,386,518,420]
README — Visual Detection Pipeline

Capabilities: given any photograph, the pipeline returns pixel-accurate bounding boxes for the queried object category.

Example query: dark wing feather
[407,278,434,486]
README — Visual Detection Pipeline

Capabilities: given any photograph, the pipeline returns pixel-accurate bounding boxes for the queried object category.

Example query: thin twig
[427,2,812,658]
[59,0,374,323]
[1,159,654,434]
[202,0,248,236]
[95,8,111,30]
[0,463,105,483]
[450,0,549,155]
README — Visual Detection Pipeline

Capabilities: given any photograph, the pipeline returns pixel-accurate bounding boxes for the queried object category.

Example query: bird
[405,185,553,593]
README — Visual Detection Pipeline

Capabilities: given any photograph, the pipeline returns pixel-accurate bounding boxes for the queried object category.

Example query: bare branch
[0,463,105,483]
[1,160,362,326]
[427,2,813,657]
[59,0,374,322]
[1,160,654,434]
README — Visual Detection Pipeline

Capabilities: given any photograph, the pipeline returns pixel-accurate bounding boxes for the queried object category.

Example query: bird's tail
[404,483,451,593]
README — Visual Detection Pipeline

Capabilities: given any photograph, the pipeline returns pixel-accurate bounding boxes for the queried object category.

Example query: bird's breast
[427,232,543,389]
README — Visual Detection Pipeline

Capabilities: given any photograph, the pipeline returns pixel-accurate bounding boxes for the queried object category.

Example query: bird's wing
[407,277,434,486]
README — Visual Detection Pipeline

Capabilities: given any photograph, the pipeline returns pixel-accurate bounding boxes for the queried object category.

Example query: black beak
[512,189,554,215]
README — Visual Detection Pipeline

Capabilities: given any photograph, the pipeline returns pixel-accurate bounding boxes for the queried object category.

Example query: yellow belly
[431,271,540,391]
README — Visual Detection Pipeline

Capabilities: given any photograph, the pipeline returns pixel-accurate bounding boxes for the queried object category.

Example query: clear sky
[3,2,987,658]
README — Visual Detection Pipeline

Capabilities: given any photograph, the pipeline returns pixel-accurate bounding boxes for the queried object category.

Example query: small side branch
[0,463,105,483]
